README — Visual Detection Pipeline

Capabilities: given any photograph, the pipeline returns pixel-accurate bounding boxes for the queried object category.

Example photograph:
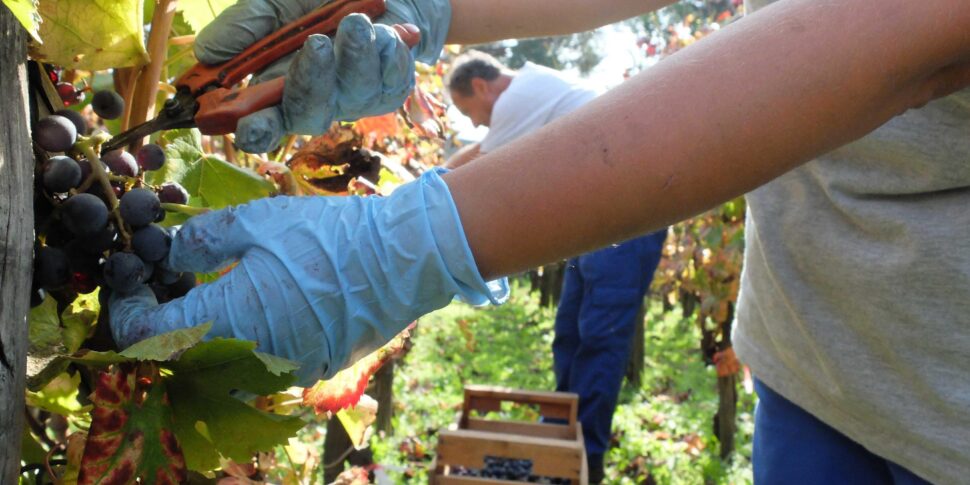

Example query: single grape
[79,223,117,255]
[55,109,88,136]
[150,283,171,303]
[166,271,196,298]
[119,188,161,228]
[102,252,147,293]
[62,241,101,294]
[35,246,70,289]
[131,224,172,262]
[154,266,181,285]
[42,155,82,193]
[157,182,189,205]
[77,159,92,182]
[63,240,101,275]
[91,90,124,120]
[135,144,165,171]
[71,270,99,294]
[142,261,155,282]
[102,150,138,177]
[34,115,77,152]
[43,220,73,248]
[61,193,109,236]
[56,82,84,106]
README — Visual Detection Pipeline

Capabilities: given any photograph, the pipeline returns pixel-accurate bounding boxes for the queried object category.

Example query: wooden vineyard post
[0,5,35,482]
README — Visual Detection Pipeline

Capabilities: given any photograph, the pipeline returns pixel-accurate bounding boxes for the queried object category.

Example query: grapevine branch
[75,134,131,246]
[160,203,210,217]
[125,0,178,149]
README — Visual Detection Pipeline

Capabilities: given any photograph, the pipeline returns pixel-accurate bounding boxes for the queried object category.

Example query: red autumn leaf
[78,363,186,485]
[353,113,401,145]
[400,84,445,139]
[302,325,413,414]
[713,347,741,377]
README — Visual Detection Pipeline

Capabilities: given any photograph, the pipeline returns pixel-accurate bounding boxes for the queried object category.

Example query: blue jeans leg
[753,379,931,485]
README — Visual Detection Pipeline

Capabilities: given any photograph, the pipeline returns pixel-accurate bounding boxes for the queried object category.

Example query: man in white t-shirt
[444,51,668,483]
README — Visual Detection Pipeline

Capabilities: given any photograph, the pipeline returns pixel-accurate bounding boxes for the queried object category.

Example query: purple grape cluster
[451,457,570,483]
[31,111,194,310]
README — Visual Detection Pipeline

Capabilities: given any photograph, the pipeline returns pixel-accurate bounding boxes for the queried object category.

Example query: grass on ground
[370,279,756,484]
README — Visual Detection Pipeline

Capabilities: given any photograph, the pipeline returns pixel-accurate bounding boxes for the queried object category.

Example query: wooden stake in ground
[0,6,35,483]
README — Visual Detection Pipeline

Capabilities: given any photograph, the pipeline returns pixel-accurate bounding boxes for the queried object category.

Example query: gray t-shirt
[736,1,970,483]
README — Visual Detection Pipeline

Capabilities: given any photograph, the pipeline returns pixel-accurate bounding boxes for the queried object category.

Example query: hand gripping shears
[102,0,405,153]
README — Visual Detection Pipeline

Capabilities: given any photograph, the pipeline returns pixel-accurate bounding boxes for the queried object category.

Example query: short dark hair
[446,50,505,97]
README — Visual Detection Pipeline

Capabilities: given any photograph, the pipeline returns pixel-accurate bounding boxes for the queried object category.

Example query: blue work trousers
[552,230,666,456]
[754,379,931,484]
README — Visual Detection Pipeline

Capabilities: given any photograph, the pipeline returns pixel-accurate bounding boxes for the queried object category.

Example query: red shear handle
[193,25,421,136]
[177,0,387,94]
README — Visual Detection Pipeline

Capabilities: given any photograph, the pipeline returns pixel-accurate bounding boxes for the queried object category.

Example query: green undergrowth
[371,279,756,484]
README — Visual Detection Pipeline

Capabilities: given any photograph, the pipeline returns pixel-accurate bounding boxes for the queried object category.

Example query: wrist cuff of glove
[403,168,509,306]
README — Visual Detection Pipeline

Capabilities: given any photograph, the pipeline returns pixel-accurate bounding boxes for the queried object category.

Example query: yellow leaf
[30,0,148,70]
[335,395,378,448]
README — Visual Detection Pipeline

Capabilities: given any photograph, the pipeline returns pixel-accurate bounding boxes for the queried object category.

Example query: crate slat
[434,386,588,485]
[465,418,575,440]
[436,429,583,479]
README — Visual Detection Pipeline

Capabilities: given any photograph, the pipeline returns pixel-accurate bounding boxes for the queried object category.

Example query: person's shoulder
[515,62,598,92]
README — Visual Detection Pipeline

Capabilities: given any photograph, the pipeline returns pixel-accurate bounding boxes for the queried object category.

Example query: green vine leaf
[119,322,212,361]
[165,338,304,471]
[26,295,70,391]
[149,128,275,226]
[29,0,149,70]
[177,0,235,33]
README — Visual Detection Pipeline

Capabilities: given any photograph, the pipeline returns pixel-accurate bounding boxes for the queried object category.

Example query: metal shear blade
[101,90,199,154]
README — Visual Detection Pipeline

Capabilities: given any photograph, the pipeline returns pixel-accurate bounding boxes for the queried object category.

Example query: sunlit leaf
[61,289,100,354]
[26,371,88,416]
[2,0,41,42]
[30,0,148,70]
[303,326,412,414]
[119,322,212,361]
[177,0,235,33]
[335,395,378,448]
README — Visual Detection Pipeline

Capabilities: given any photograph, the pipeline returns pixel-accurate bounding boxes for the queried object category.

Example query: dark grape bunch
[31,105,194,314]
[451,457,570,483]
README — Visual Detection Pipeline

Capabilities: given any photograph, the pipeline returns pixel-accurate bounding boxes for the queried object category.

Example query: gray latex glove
[194,0,451,153]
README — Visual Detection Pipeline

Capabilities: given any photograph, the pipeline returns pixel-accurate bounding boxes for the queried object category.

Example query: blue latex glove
[109,169,508,386]
[194,0,451,153]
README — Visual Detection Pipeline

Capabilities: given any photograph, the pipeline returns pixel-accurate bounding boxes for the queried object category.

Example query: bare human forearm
[446,0,673,45]
[445,143,481,169]
[444,0,970,280]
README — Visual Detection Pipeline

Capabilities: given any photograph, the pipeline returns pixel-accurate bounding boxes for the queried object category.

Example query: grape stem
[75,133,132,246]
[161,203,210,217]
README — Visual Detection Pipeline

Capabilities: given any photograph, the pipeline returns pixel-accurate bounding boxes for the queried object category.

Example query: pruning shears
[102,0,399,153]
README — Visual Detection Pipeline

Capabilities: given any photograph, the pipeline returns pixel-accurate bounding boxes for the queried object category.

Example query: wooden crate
[430,385,588,484]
